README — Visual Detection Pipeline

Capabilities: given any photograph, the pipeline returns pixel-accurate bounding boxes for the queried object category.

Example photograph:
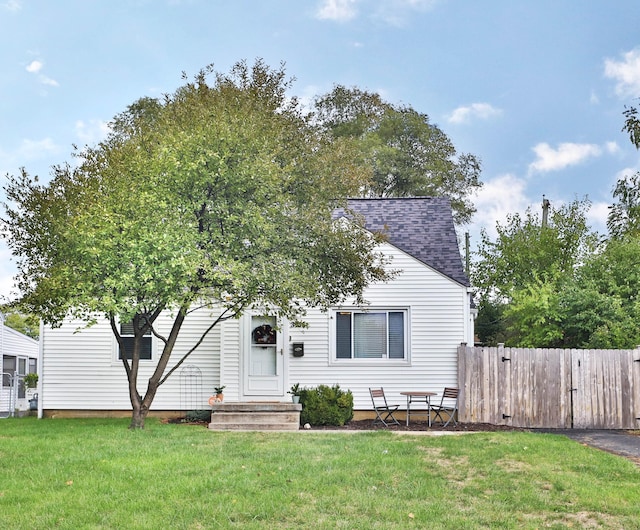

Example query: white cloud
[587,201,610,234]
[75,120,110,145]
[528,142,603,173]
[0,137,61,176]
[2,0,21,12]
[604,48,640,98]
[25,60,43,73]
[447,102,502,124]
[373,0,439,26]
[470,173,530,240]
[615,165,639,181]
[605,141,620,154]
[315,0,439,25]
[25,59,59,87]
[293,84,325,115]
[467,173,611,247]
[17,137,60,160]
[316,0,358,22]
[0,242,19,303]
[39,75,59,87]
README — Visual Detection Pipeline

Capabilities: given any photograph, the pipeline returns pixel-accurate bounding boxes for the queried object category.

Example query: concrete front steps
[208,402,302,431]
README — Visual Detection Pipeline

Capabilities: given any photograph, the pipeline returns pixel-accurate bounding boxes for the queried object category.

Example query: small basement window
[118,320,152,360]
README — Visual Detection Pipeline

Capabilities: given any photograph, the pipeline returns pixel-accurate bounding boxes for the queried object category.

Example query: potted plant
[288,383,301,403]
[214,385,226,402]
[23,373,38,389]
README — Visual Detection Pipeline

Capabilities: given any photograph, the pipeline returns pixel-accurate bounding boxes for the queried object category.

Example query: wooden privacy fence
[458,345,640,429]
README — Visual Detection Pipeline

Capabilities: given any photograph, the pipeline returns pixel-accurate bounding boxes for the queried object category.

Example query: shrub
[299,384,353,426]
[185,410,211,422]
[23,373,38,389]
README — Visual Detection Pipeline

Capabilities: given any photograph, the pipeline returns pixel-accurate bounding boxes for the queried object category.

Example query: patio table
[400,391,437,427]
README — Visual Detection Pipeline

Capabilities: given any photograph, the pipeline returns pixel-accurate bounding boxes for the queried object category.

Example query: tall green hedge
[298,384,354,426]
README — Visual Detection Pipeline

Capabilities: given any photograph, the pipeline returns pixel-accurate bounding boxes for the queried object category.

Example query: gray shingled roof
[335,197,470,287]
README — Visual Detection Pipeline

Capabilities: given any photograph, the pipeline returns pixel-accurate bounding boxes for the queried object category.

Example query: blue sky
[1,0,640,301]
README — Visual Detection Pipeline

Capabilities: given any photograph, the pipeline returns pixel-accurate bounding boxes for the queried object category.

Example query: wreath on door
[252,324,276,344]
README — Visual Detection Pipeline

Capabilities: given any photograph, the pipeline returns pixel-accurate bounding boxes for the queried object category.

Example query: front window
[118,321,152,360]
[334,309,407,361]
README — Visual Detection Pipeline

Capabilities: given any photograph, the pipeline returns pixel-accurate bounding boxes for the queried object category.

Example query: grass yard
[1,418,639,529]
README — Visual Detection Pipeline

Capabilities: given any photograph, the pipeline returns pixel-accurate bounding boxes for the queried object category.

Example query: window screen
[335,310,406,360]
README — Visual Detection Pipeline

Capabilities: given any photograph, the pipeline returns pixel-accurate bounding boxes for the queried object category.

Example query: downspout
[465,288,477,346]
[38,319,44,419]
[463,232,476,345]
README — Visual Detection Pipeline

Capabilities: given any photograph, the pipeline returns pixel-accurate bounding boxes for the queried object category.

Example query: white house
[1,313,39,416]
[39,197,474,416]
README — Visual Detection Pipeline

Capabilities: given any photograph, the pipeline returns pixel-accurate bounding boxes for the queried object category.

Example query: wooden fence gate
[458,345,640,429]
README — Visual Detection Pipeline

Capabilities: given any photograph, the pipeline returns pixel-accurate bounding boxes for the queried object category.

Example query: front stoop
[208,402,302,431]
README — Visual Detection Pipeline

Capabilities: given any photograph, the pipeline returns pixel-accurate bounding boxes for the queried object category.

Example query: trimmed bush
[299,384,354,426]
[185,410,211,422]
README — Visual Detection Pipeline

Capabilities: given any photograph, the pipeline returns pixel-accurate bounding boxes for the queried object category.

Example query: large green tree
[0,309,39,339]
[475,199,640,348]
[314,86,483,225]
[1,61,389,429]
[607,173,640,239]
[560,238,640,348]
[473,197,597,301]
[475,101,640,348]
[472,198,599,346]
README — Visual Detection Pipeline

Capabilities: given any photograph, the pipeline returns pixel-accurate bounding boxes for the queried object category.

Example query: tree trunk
[121,306,190,429]
[129,401,149,429]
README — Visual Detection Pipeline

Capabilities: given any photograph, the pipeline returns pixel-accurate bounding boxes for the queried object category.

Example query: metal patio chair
[369,387,401,426]
[431,387,459,427]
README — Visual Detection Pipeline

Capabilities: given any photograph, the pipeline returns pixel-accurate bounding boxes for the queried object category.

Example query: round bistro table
[400,391,437,427]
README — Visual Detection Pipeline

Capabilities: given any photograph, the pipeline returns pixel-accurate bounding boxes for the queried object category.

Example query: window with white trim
[334,309,407,360]
[2,355,16,387]
[118,321,152,360]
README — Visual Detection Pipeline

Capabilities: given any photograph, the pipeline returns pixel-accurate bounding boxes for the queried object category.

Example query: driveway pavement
[542,429,640,465]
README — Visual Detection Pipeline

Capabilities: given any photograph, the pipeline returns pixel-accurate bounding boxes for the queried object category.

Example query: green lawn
[1,418,638,529]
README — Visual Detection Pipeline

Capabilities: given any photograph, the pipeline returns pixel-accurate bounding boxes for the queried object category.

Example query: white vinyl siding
[288,241,468,410]
[41,308,222,411]
[41,240,471,413]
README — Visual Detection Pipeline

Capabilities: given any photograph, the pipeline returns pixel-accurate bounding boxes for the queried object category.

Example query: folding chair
[369,387,400,426]
[431,387,459,427]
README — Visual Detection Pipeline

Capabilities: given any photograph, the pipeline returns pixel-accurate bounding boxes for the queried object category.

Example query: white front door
[243,314,285,396]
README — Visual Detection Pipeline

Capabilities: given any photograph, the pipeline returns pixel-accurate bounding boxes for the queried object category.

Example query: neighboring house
[40,197,474,416]
[1,313,39,416]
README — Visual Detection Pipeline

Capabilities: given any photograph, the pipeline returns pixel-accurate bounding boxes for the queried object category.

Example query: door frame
[240,312,288,399]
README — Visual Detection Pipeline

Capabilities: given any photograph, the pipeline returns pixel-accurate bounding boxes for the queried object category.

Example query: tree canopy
[1,60,390,428]
[608,101,640,239]
[472,198,604,347]
[0,309,39,339]
[473,197,598,302]
[314,85,483,225]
